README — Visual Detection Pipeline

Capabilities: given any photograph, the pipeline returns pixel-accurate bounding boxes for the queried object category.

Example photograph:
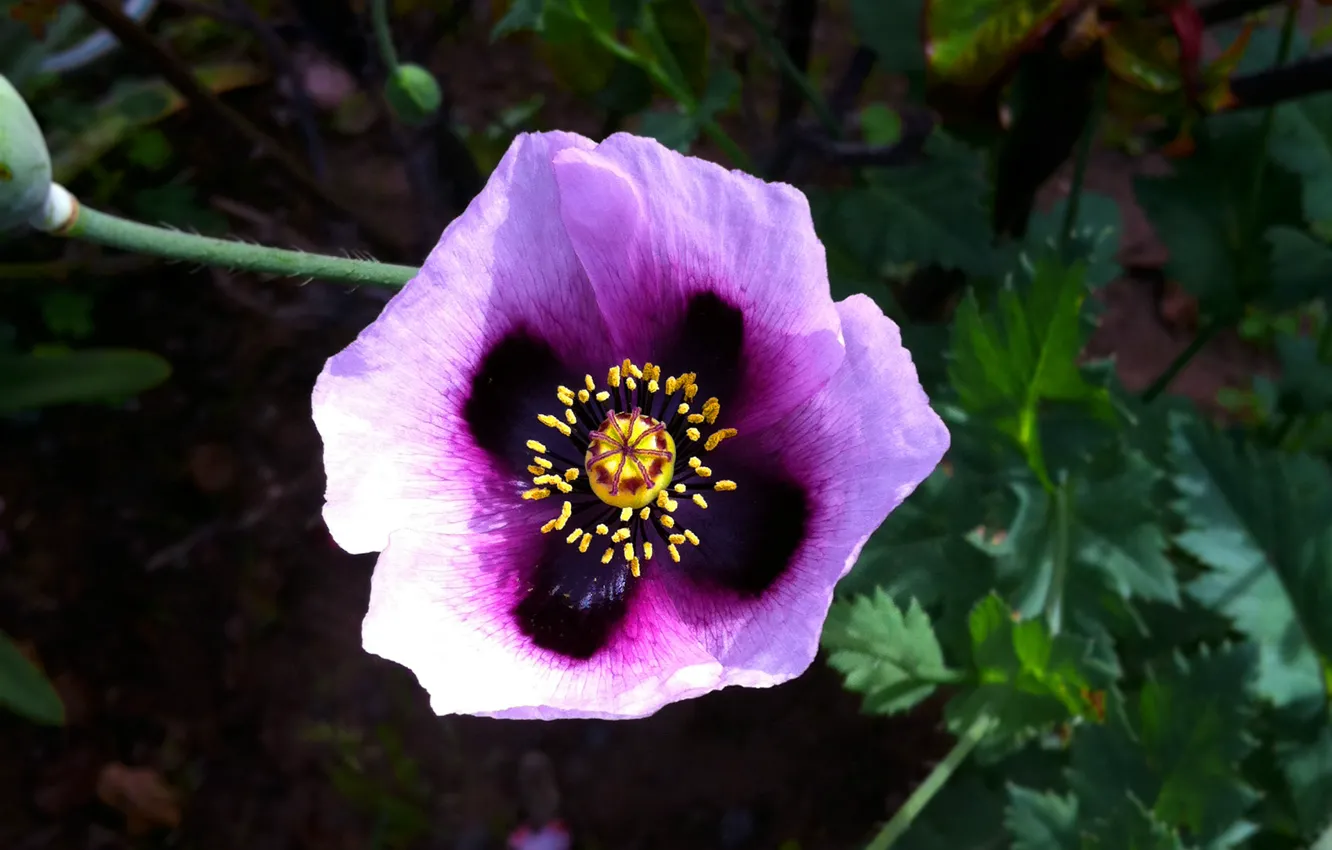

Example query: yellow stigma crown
[585,409,676,510]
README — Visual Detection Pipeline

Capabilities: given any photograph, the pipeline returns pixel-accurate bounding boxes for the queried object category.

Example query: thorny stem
[864,713,997,850]
[1058,73,1107,258]
[1142,0,1298,404]
[730,0,839,135]
[370,0,400,73]
[39,187,416,288]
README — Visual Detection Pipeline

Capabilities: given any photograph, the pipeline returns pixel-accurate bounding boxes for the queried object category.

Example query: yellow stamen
[648,379,659,393]
[595,390,610,402]
[555,501,572,530]
[702,398,721,424]
[602,547,615,564]
[585,374,597,392]
[595,524,609,535]
[684,529,700,546]
[522,488,551,500]
[624,543,635,562]
[563,409,576,426]
[643,542,654,560]
[577,389,590,403]
[579,533,592,553]
[557,392,574,407]
[693,494,709,509]
[686,427,701,442]
[668,534,686,546]
[626,361,643,379]
[705,428,737,451]
[656,491,670,509]
[541,519,560,533]
[629,558,641,578]
[527,439,548,454]
[528,465,545,475]
[673,483,686,494]
[659,514,675,529]
[695,466,712,478]
[639,507,651,520]
[678,403,691,416]
[533,456,553,469]
[666,498,678,512]
[533,475,564,487]
[538,414,572,436]
[620,507,633,522]
[668,543,681,563]
[564,467,580,482]
[714,480,737,491]
[687,413,705,424]
[688,457,701,468]
[625,376,637,391]
[665,376,679,395]
[608,366,621,387]
[611,528,631,543]
[684,383,698,401]
[566,528,583,544]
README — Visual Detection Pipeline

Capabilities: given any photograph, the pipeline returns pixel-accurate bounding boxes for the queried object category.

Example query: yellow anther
[626,361,643,379]
[557,385,573,396]
[527,440,548,454]
[679,404,691,416]
[595,391,610,402]
[555,501,572,530]
[673,483,686,494]
[608,366,621,387]
[595,524,609,535]
[630,558,641,578]
[556,481,573,493]
[666,498,678,512]
[579,533,592,553]
[533,475,563,486]
[687,413,705,424]
[566,528,583,544]
[533,456,553,469]
[585,374,597,392]
[668,534,686,546]
[643,542,654,561]
[522,488,552,500]
[639,507,651,520]
[705,428,738,451]
[624,543,635,562]
[620,507,633,522]
[684,383,699,402]
[528,465,545,475]
[602,547,615,564]
[625,377,637,391]
[659,514,675,529]
[611,528,631,543]
[665,376,679,395]
[648,379,659,393]
[668,543,681,563]
[656,491,670,509]
[541,519,560,533]
[564,468,580,482]
[693,494,709,509]
[577,389,590,403]
[684,529,700,546]
[714,480,737,491]
[558,393,574,407]
[538,414,573,436]
[688,457,701,468]
[696,466,712,478]
[702,398,721,424]
[686,427,701,442]
[564,409,578,425]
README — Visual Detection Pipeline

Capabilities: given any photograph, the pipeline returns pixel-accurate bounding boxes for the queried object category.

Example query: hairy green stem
[1141,319,1223,403]
[865,713,996,850]
[729,0,839,135]
[51,198,415,287]
[371,0,400,72]
[1059,73,1107,257]
[1045,475,1072,635]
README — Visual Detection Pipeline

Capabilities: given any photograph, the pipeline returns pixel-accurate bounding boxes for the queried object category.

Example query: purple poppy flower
[312,131,948,720]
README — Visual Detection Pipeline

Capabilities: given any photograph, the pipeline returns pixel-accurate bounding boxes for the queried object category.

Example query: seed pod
[0,73,53,231]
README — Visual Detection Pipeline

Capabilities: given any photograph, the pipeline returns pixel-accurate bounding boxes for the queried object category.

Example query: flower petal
[661,294,949,680]
[551,134,845,433]
[313,131,616,554]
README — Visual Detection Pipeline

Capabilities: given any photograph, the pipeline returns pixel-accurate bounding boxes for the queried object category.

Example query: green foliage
[1270,93,1332,223]
[924,0,1065,89]
[823,590,958,716]
[0,630,64,725]
[1004,785,1079,850]
[0,348,171,412]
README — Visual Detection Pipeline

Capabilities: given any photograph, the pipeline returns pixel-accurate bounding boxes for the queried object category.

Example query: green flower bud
[384,64,442,126]
[0,73,53,232]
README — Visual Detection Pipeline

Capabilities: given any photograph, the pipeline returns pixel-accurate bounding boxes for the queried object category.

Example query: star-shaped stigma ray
[523,360,738,579]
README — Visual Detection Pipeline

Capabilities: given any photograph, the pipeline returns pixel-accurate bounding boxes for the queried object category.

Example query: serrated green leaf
[1005,785,1080,850]
[812,133,994,277]
[1023,192,1123,289]
[1084,798,1195,850]
[1266,226,1332,311]
[852,0,925,74]
[948,257,1114,484]
[1270,93,1332,223]
[822,590,958,716]
[0,630,64,725]
[1069,644,1259,845]
[924,0,1065,88]
[946,594,1105,750]
[0,348,171,412]
[1170,416,1332,712]
[1279,725,1332,838]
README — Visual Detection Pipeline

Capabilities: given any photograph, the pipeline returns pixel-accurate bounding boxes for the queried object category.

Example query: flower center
[586,410,676,509]
[520,359,739,578]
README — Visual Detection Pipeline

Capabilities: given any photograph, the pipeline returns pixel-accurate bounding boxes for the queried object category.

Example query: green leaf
[852,0,925,74]
[1069,644,1259,845]
[0,348,171,413]
[1170,416,1332,712]
[895,773,1009,850]
[822,589,958,716]
[924,0,1065,88]
[1004,785,1080,850]
[1266,226,1332,310]
[1084,798,1195,850]
[860,103,903,146]
[1270,92,1332,223]
[812,132,994,277]
[1279,725,1332,838]
[1276,333,1332,415]
[948,257,1114,483]
[1023,192,1123,289]
[945,594,1106,750]
[998,453,1179,634]
[638,67,738,152]
[39,289,94,340]
[0,630,64,725]
[492,0,546,39]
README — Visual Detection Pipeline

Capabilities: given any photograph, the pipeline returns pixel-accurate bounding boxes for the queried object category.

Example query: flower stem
[1045,475,1072,635]
[371,0,400,73]
[42,187,416,288]
[1141,318,1222,403]
[1059,72,1107,258]
[728,0,838,135]
[865,713,996,850]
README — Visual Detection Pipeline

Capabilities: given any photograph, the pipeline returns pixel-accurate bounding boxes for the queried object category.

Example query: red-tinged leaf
[1104,20,1184,96]
[1160,122,1198,159]
[1165,0,1204,97]
[925,0,1071,89]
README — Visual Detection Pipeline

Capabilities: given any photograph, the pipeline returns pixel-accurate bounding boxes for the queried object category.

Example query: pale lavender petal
[312,131,616,555]
[551,134,845,433]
